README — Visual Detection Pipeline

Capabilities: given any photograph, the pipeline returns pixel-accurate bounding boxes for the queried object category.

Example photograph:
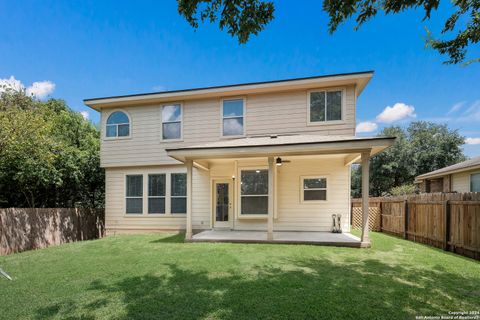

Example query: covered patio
[191,230,364,247]
[167,134,395,248]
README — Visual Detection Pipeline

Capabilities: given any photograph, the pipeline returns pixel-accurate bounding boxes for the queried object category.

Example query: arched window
[106,111,130,137]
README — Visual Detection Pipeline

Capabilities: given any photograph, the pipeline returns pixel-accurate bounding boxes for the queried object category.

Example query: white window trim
[306,87,346,126]
[125,174,143,215]
[470,172,480,192]
[300,175,329,203]
[123,171,187,218]
[104,109,132,140]
[147,174,166,215]
[237,166,269,219]
[160,102,183,142]
[170,173,187,215]
[220,97,246,139]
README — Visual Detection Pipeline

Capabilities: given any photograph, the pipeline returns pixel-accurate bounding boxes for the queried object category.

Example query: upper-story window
[309,90,343,123]
[162,104,182,140]
[222,99,244,136]
[106,111,130,138]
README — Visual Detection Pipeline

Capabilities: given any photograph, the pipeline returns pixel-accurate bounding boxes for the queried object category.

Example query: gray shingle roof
[416,156,480,179]
[166,134,392,151]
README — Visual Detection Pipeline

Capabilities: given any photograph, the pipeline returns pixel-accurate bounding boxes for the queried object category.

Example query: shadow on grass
[149,233,185,244]
[35,256,478,320]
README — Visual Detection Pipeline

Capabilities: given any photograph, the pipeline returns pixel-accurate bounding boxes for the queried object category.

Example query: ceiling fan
[275,157,291,166]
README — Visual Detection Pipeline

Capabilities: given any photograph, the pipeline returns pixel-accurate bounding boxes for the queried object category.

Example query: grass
[0,232,479,320]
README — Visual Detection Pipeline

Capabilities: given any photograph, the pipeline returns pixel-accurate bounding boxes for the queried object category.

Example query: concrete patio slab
[191,230,365,247]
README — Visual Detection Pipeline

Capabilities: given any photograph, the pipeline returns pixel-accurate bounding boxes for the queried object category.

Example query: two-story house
[84,71,394,246]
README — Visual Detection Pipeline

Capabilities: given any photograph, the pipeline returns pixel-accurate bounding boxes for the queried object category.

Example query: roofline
[416,163,480,180]
[165,136,395,162]
[166,136,393,152]
[84,70,374,110]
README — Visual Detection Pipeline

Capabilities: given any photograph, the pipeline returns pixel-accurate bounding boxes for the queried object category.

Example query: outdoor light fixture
[276,157,283,166]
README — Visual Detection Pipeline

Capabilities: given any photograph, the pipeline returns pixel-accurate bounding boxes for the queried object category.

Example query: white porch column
[186,159,193,240]
[267,157,274,240]
[361,151,370,244]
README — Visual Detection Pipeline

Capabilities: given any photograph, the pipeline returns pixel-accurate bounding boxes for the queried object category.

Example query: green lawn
[0,232,479,320]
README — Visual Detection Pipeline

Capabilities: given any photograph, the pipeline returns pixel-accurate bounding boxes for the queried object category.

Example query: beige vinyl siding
[452,169,480,192]
[208,155,350,232]
[191,167,211,229]
[105,165,210,235]
[210,159,267,231]
[275,157,350,232]
[100,86,356,168]
[105,155,350,234]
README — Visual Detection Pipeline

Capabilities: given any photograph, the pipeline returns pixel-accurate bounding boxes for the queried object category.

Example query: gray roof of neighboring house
[416,156,480,180]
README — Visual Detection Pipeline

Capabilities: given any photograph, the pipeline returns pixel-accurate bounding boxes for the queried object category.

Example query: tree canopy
[0,90,104,208]
[351,121,466,197]
[177,0,479,64]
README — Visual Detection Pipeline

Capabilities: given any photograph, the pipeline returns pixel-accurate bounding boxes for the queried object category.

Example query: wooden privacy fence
[351,193,480,260]
[0,208,105,255]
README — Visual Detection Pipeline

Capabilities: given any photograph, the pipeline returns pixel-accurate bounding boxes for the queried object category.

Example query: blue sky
[1,0,479,156]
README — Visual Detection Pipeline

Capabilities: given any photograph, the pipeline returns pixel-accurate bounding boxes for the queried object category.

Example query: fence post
[443,200,450,251]
[379,201,383,232]
[403,200,409,239]
[350,200,353,229]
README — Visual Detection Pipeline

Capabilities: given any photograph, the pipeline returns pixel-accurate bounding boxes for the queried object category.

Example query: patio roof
[166,134,395,162]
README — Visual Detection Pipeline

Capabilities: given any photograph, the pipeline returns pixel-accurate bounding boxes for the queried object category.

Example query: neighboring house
[84,71,394,244]
[415,156,480,193]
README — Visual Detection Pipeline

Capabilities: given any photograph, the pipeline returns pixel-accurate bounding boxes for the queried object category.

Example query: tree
[177,0,479,64]
[389,184,416,196]
[0,90,104,208]
[0,102,60,207]
[351,121,466,197]
[178,0,274,44]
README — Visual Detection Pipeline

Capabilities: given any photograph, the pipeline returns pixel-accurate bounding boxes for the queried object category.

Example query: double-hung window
[126,175,143,214]
[309,90,343,123]
[240,169,268,215]
[222,99,244,136]
[162,104,182,140]
[171,173,187,214]
[148,174,166,214]
[471,173,480,192]
[302,177,327,201]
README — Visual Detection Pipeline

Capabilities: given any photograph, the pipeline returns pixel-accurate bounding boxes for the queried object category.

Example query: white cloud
[465,137,480,145]
[152,85,167,92]
[0,76,55,99]
[376,102,416,123]
[80,111,89,120]
[458,100,480,122]
[447,101,465,115]
[26,81,55,99]
[356,121,378,133]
